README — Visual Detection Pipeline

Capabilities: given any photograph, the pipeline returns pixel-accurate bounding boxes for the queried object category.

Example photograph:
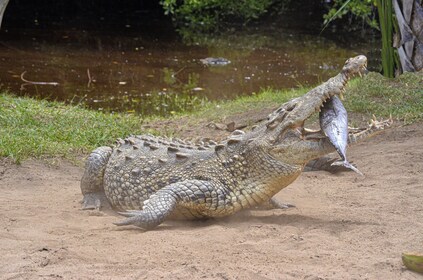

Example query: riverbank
[1,71,423,278]
[1,118,423,279]
[1,71,422,163]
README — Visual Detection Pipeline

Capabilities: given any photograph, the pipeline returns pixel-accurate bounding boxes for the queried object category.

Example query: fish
[319,95,364,176]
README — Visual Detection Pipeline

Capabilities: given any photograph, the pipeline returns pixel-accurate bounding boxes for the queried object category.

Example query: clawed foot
[270,198,296,209]
[113,210,159,230]
[114,211,142,226]
[257,198,296,210]
[82,192,103,210]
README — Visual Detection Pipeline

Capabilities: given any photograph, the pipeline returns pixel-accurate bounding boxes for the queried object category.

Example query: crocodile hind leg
[256,198,295,210]
[114,180,226,230]
[269,198,295,209]
[80,146,112,210]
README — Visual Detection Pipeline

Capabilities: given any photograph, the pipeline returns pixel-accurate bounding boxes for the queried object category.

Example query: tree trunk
[0,0,9,29]
[393,0,423,72]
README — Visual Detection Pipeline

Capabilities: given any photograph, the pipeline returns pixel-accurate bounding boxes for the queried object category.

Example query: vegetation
[0,72,421,163]
[345,72,423,123]
[323,0,378,30]
[323,0,396,77]
[160,0,405,78]
[196,72,423,126]
[160,0,379,34]
[160,0,276,32]
[0,94,148,163]
[374,0,395,78]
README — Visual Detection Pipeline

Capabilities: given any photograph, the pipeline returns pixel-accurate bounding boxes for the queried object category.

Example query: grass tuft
[345,72,423,123]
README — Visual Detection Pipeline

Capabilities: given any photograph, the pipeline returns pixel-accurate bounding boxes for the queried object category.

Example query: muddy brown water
[0,25,378,116]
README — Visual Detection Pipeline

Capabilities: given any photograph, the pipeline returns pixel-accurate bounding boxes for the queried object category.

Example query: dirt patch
[1,122,423,279]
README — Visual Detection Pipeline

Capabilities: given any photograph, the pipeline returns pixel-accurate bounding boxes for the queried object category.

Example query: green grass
[0,94,149,163]
[192,71,423,124]
[193,87,309,120]
[345,72,423,123]
[0,71,422,162]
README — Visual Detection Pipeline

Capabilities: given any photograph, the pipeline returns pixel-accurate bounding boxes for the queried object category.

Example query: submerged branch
[20,71,59,86]
[87,68,92,87]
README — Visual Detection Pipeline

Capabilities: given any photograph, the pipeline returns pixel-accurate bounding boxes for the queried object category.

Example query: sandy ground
[1,122,423,280]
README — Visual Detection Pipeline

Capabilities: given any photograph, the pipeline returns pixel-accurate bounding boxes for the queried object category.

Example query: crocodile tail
[348,117,393,144]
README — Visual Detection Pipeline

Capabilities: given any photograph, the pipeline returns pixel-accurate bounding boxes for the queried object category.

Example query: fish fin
[331,160,364,176]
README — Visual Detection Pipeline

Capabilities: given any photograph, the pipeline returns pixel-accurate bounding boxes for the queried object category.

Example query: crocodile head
[261,55,367,166]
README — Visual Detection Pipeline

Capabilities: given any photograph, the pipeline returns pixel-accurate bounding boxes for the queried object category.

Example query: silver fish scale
[320,95,348,159]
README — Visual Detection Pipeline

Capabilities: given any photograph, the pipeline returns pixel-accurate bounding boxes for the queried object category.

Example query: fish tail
[331,160,364,176]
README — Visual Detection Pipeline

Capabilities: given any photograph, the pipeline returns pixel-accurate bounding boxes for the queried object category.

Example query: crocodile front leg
[114,180,225,230]
[80,146,112,210]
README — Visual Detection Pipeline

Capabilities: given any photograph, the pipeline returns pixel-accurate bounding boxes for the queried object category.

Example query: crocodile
[199,57,231,66]
[81,55,368,230]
